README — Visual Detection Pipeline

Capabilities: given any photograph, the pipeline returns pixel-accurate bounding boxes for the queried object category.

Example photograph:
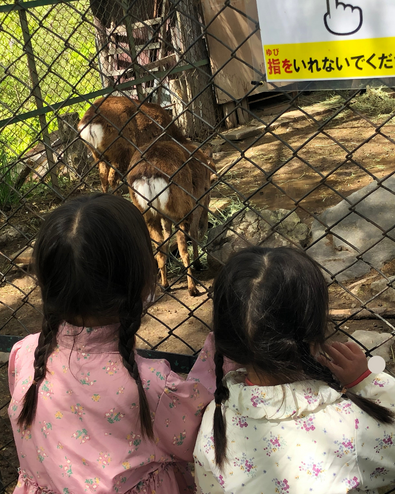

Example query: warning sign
[257,1,395,82]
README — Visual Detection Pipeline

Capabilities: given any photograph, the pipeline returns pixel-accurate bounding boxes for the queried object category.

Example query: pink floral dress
[194,369,395,494]
[8,323,218,494]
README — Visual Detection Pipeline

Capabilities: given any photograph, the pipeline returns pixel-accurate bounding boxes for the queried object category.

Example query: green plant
[0,149,19,209]
[0,1,100,159]
[165,196,248,277]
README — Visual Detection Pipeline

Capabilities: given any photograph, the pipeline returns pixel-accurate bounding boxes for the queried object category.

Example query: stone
[348,330,394,362]
[0,352,9,364]
[370,277,395,303]
[206,208,310,270]
[308,176,395,282]
[224,125,263,141]
[0,225,27,247]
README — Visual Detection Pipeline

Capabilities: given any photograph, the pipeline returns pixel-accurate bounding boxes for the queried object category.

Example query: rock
[370,277,395,303]
[308,176,395,282]
[348,330,393,362]
[0,225,28,247]
[0,352,9,364]
[206,208,310,270]
[224,125,263,141]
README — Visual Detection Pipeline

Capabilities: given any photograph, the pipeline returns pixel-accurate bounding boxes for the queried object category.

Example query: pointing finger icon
[324,0,363,36]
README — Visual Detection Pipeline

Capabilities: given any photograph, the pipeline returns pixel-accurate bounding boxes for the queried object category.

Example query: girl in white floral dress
[8,194,219,494]
[193,246,395,494]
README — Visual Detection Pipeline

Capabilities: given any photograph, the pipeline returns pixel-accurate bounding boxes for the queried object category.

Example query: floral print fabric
[193,370,395,494]
[8,323,218,494]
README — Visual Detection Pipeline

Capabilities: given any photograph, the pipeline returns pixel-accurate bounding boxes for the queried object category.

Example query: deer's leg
[190,211,204,271]
[108,164,122,195]
[148,217,169,290]
[92,149,108,193]
[98,161,109,193]
[176,221,199,296]
[161,216,173,267]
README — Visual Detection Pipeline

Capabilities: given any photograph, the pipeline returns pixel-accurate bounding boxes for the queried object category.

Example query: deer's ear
[202,144,213,159]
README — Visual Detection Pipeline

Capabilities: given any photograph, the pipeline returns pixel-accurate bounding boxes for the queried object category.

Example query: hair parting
[211,246,395,467]
[17,194,156,434]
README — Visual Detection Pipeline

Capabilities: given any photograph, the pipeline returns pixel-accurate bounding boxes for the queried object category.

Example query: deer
[127,140,216,296]
[78,96,185,193]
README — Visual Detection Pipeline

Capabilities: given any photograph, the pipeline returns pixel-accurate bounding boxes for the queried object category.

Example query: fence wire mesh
[1,0,395,492]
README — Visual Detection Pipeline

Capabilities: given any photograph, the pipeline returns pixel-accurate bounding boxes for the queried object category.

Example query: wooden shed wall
[200,0,266,104]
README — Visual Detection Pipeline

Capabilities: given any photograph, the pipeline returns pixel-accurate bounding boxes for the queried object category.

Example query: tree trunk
[170,0,217,139]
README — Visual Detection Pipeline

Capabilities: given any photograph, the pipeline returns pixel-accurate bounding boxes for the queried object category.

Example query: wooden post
[156,0,169,104]
[18,3,60,196]
[170,0,217,139]
[223,101,237,129]
[236,98,250,125]
[94,17,116,88]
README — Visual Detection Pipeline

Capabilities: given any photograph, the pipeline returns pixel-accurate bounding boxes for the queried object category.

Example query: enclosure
[1,0,395,492]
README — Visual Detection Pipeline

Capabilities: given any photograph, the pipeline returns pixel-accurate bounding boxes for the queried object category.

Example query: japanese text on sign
[264,37,395,81]
[257,1,395,82]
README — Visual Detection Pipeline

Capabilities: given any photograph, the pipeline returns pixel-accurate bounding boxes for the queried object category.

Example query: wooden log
[329,308,395,320]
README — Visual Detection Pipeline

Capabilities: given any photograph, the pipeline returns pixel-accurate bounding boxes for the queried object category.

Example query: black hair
[18,193,156,439]
[212,246,394,467]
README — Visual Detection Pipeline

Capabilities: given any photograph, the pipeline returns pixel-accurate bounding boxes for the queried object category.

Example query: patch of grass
[0,167,18,210]
[350,86,395,116]
[209,195,246,228]
[166,196,251,277]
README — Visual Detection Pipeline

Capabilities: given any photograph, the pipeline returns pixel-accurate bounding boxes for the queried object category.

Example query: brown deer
[78,96,185,193]
[127,141,216,296]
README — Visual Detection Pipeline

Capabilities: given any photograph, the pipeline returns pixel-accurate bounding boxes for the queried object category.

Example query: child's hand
[317,341,368,386]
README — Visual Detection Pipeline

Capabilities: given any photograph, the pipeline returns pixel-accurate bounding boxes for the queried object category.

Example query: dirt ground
[1,92,395,490]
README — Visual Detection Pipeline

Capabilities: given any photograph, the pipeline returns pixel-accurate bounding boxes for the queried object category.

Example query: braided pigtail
[299,342,395,425]
[17,315,59,428]
[118,303,153,440]
[213,351,230,468]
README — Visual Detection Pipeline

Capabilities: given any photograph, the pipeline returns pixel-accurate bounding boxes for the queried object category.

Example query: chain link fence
[1,0,395,491]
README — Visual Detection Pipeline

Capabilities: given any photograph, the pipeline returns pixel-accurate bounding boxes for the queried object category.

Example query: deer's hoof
[188,286,199,297]
[193,260,205,271]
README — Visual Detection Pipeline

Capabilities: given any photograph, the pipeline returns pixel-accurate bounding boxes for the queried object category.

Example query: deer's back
[79,96,184,153]
[128,141,211,220]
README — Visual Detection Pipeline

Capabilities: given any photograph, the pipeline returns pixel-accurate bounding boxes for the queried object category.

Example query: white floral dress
[193,370,395,493]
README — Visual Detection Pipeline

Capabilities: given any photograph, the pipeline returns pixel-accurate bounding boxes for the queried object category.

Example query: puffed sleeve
[8,338,25,395]
[352,373,395,489]
[152,335,218,462]
[153,369,214,462]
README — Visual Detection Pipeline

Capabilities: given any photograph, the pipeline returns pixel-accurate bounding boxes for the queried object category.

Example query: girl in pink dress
[8,194,217,494]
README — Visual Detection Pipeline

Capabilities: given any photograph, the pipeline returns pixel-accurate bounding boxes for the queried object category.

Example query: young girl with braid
[8,194,218,494]
[194,246,395,494]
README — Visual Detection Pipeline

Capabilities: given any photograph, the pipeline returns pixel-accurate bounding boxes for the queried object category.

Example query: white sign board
[256,1,395,81]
